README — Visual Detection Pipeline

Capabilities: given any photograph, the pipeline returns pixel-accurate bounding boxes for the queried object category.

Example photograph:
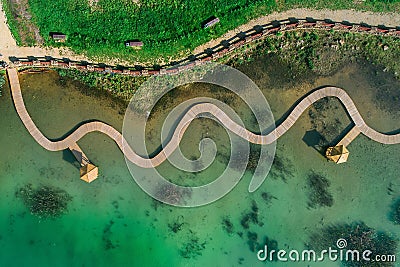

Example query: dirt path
[0,1,88,63]
[10,0,43,45]
[1,2,400,65]
[0,1,16,49]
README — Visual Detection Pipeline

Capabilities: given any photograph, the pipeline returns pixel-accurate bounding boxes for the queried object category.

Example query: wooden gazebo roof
[326,145,349,164]
[80,164,99,183]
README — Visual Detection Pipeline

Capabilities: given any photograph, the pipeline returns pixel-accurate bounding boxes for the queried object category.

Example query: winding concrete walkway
[7,68,400,167]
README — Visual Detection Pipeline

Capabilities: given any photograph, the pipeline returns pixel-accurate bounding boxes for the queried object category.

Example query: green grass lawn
[5,0,400,63]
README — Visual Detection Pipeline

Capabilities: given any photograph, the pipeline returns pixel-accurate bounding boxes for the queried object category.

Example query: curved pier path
[7,68,400,168]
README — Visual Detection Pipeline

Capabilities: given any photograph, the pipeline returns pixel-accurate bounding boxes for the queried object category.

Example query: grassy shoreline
[57,68,146,102]
[3,0,399,64]
[1,0,22,45]
[227,28,400,75]
[0,70,6,96]
[55,28,399,104]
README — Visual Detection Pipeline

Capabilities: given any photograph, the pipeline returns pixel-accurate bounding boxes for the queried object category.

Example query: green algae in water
[0,75,5,96]
[389,198,400,225]
[308,221,398,267]
[306,171,334,209]
[15,184,72,219]
[0,55,399,267]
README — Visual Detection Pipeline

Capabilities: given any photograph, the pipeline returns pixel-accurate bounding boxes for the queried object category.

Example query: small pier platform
[69,143,98,183]
[337,127,361,147]
[69,143,91,166]
[326,126,361,164]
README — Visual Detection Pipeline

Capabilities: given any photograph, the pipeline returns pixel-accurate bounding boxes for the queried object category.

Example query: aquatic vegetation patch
[0,74,5,97]
[389,198,400,225]
[153,183,192,206]
[111,200,124,219]
[221,216,235,235]
[308,221,398,267]
[150,199,167,211]
[240,200,261,229]
[233,29,400,81]
[246,143,267,173]
[58,68,146,103]
[168,216,186,233]
[247,232,279,261]
[247,232,259,252]
[260,191,277,206]
[268,153,295,183]
[102,220,118,250]
[306,171,334,209]
[15,184,72,219]
[218,140,261,174]
[221,199,281,258]
[308,97,346,148]
[179,232,207,259]
[369,67,400,115]
[246,146,260,172]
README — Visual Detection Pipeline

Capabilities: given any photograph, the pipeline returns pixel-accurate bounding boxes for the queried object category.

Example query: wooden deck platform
[69,142,91,166]
[337,127,361,147]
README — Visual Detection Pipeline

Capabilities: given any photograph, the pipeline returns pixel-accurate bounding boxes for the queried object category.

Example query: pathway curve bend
[7,68,400,168]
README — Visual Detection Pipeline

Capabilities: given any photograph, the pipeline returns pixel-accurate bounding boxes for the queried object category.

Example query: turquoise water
[0,60,399,267]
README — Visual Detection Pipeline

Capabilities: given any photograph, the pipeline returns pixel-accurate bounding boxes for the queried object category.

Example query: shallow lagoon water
[0,59,399,266]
